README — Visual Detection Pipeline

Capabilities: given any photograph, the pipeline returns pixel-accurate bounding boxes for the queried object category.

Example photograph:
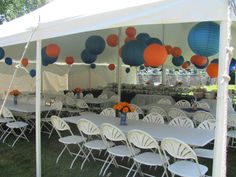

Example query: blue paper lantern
[0,47,5,59]
[211,58,219,64]
[5,57,12,65]
[194,58,209,69]
[90,63,96,69]
[121,40,146,66]
[125,67,131,73]
[30,69,36,77]
[188,22,220,57]
[145,37,163,46]
[81,49,97,64]
[229,58,236,73]
[172,56,184,67]
[41,47,57,66]
[85,35,106,55]
[136,33,150,42]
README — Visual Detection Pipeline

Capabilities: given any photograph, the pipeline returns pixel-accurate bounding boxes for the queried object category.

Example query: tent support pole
[36,40,42,177]
[212,18,231,177]
[89,67,91,89]
[161,24,166,85]
[117,27,122,102]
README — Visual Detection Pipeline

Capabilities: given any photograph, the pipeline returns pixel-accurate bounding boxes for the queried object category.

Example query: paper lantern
[5,57,12,65]
[171,47,182,57]
[0,47,5,59]
[182,61,190,69]
[121,40,146,66]
[194,55,208,66]
[41,47,57,66]
[90,63,96,69]
[124,36,136,43]
[144,44,168,67]
[65,56,74,65]
[81,49,97,64]
[206,63,218,78]
[45,43,60,58]
[30,69,36,78]
[194,58,209,69]
[21,58,29,67]
[136,33,150,41]
[190,55,199,64]
[172,56,184,66]
[108,64,115,71]
[85,35,106,55]
[145,37,162,46]
[211,58,218,64]
[229,58,236,73]
[106,34,118,47]
[125,26,136,37]
[188,21,219,57]
[165,45,172,55]
[125,67,131,73]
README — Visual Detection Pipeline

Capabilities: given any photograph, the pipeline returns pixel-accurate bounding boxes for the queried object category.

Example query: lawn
[0,130,235,177]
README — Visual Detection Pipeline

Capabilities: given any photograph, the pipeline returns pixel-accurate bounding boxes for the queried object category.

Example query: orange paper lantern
[190,55,198,64]
[125,27,136,37]
[194,55,208,66]
[106,34,119,47]
[65,56,74,65]
[165,45,172,55]
[21,57,29,67]
[206,63,218,78]
[45,43,60,58]
[144,44,168,67]
[171,47,182,57]
[182,61,190,69]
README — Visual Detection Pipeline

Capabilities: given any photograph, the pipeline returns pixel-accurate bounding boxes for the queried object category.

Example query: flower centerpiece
[10,89,21,105]
[113,102,135,125]
[73,87,82,98]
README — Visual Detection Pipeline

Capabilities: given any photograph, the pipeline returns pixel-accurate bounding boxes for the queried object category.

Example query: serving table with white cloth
[63,114,214,147]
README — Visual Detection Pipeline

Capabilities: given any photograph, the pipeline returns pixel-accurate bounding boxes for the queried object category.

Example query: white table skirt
[63,114,214,147]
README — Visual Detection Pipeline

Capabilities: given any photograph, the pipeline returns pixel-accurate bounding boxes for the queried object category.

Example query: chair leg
[80,149,93,170]
[56,145,67,163]
[11,127,29,147]
[2,128,12,143]
[70,144,86,169]
[99,155,111,176]
[125,162,135,177]
[103,155,116,176]
[0,127,10,140]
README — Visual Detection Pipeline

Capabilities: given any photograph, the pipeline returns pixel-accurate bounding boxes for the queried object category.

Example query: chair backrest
[77,118,100,136]
[98,94,108,99]
[51,100,63,111]
[99,108,116,117]
[157,98,172,105]
[167,108,186,120]
[130,104,144,116]
[76,99,89,109]
[197,119,216,130]
[1,107,15,119]
[84,93,94,98]
[195,101,210,110]
[161,137,197,160]
[65,96,76,106]
[143,112,164,125]
[169,116,194,128]
[127,111,139,120]
[193,111,215,124]
[148,106,167,118]
[100,123,127,142]
[50,115,73,136]
[175,100,191,107]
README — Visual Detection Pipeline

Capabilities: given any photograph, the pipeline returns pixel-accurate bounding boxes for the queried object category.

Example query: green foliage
[0,0,48,24]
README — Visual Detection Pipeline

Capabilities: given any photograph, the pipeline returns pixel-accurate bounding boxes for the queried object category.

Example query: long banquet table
[63,114,215,147]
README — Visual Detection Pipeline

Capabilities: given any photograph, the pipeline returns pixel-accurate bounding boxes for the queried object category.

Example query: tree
[0,0,48,24]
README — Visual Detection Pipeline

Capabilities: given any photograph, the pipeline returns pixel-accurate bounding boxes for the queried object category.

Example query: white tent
[0,0,234,177]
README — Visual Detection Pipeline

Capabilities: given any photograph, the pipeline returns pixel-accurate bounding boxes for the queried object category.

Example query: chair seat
[6,121,28,128]
[85,140,114,150]
[133,152,169,166]
[194,148,214,159]
[228,130,236,138]
[107,145,140,157]
[0,118,14,123]
[59,135,86,144]
[168,160,208,177]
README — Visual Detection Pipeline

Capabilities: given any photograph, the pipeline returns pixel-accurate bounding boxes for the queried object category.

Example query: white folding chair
[0,107,29,147]
[99,108,116,117]
[167,108,187,122]
[130,104,144,118]
[143,112,164,125]
[175,100,191,107]
[148,106,168,119]
[161,137,208,177]
[194,119,216,159]
[126,129,168,177]
[169,116,194,128]
[50,115,86,167]
[228,119,236,148]
[84,93,94,98]
[76,119,114,169]
[193,111,215,125]
[195,101,210,110]
[98,94,108,99]
[127,111,139,120]
[75,99,92,115]
[0,107,14,133]
[157,98,172,105]
[99,123,140,176]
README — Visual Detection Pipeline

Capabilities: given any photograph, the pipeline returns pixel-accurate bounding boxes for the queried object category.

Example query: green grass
[0,130,235,177]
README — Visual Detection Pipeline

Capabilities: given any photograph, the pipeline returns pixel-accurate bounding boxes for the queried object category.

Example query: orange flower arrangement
[10,89,21,96]
[73,87,82,93]
[113,102,135,113]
